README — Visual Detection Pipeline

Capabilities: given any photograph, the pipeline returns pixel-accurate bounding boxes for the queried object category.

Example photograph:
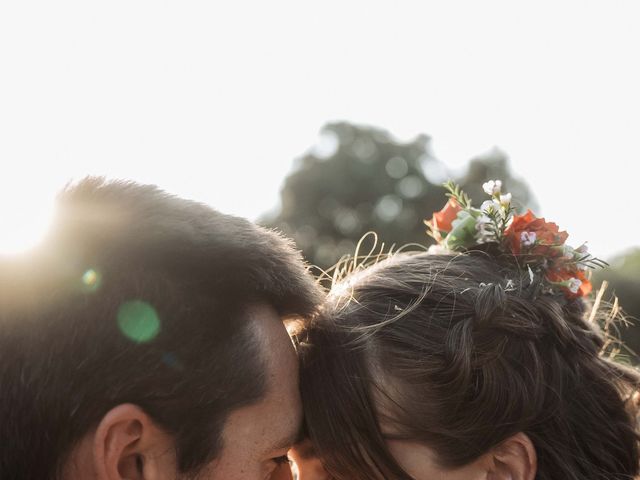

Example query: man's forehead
[240,302,303,438]
[244,303,285,340]
[271,424,304,453]
[246,304,299,374]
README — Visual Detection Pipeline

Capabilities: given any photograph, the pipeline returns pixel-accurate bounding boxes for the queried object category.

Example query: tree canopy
[263,121,535,269]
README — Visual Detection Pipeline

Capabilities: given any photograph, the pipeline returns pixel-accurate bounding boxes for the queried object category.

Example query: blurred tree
[594,248,640,355]
[262,121,536,270]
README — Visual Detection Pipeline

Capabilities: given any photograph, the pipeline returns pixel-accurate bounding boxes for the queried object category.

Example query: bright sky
[1,1,638,259]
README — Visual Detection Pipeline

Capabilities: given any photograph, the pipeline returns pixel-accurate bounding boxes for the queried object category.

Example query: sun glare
[0,192,55,255]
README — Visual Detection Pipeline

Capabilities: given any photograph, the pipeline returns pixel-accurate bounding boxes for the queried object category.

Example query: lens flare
[81,268,101,292]
[0,195,55,254]
[161,352,183,370]
[117,300,161,343]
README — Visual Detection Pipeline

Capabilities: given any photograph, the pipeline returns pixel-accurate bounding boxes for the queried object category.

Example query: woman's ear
[487,432,537,480]
[92,403,177,480]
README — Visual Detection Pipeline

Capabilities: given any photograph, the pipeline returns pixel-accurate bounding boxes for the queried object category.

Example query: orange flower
[428,198,462,235]
[504,209,569,255]
[576,271,593,297]
[546,269,592,298]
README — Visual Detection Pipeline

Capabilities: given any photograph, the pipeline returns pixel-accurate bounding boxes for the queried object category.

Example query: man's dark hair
[0,178,322,480]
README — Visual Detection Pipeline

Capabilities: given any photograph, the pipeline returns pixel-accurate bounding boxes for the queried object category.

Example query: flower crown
[425,180,606,298]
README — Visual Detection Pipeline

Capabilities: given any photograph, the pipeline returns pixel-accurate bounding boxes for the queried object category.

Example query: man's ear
[486,432,537,480]
[93,403,177,480]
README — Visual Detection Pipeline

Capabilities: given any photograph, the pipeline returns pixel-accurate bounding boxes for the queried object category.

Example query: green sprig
[576,255,609,270]
[479,202,514,243]
[443,180,473,209]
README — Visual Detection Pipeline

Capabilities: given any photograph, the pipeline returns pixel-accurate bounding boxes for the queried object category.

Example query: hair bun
[474,282,508,327]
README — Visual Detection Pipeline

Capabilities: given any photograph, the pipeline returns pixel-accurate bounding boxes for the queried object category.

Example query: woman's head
[298,251,640,480]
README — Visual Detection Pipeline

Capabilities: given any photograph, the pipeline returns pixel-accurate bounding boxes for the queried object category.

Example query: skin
[385,433,537,480]
[293,385,536,480]
[64,302,302,480]
[288,440,332,480]
[292,433,537,480]
[384,440,493,480]
[207,303,302,480]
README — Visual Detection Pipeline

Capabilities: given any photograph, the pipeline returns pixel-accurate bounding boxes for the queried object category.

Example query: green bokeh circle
[117,300,161,343]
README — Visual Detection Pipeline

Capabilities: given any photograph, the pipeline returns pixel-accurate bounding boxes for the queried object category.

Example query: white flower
[567,277,582,294]
[427,244,452,255]
[573,244,592,268]
[482,180,502,196]
[481,200,501,214]
[475,215,496,244]
[563,245,575,259]
[576,243,589,254]
[475,234,493,245]
[499,193,512,206]
[476,215,493,231]
[520,231,537,247]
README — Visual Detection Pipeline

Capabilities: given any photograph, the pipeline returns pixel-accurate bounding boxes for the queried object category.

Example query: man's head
[0,178,322,479]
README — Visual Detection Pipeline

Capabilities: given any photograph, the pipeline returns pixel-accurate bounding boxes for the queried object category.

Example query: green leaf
[445,211,477,250]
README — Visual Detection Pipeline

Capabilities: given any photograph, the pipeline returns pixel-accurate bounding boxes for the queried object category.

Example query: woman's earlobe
[488,432,537,480]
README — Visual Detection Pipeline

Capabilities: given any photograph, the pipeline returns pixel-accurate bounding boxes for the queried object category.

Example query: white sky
[0,1,639,259]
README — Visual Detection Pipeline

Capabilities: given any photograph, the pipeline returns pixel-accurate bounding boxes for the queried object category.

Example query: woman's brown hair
[298,250,640,479]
